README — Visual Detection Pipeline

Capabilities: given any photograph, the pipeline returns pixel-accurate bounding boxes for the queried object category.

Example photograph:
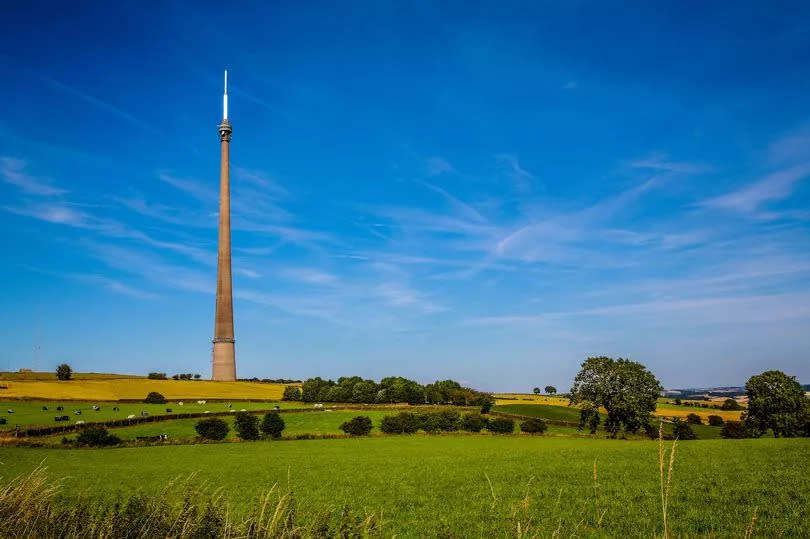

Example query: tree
[485,417,515,434]
[479,395,494,414]
[533,387,541,395]
[147,372,167,380]
[193,374,201,380]
[745,370,809,438]
[520,418,548,434]
[260,412,285,438]
[461,413,488,432]
[674,398,682,406]
[144,392,167,404]
[301,377,335,403]
[233,412,260,440]
[282,386,302,401]
[569,357,662,437]
[544,385,557,395]
[685,413,702,425]
[351,381,378,404]
[707,415,724,427]
[56,364,72,381]
[721,398,742,411]
[76,426,120,446]
[721,420,749,439]
[672,420,697,440]
[195,418,230,440]
[340,416,373,436]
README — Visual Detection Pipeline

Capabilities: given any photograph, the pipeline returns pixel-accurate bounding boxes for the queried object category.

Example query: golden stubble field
[0,377,290,401]
[494,393,744,421]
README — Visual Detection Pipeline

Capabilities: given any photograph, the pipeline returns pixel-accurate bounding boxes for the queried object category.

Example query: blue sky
[1,2,809,391]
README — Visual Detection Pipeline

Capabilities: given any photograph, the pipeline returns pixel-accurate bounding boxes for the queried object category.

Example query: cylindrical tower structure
[212,71,236,381]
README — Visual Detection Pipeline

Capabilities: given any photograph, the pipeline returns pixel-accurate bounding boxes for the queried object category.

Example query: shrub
[260,412,285,438]
[76,426,121,446]
[519,418,548,434]
[479,396,494,414]
[486,417,515,434]
[433,410,461,431]
[195,418,230,440]
[340,416,373,436]
[461,413,488,432]
[144,392,167,404]
[282,386,302,401]
[673,398,681,405]
[708,415,724,427]
[721,420,749,439]
[685,413,702,425]
[672,420,697,440]
[380,412,421,434]
[147,372,167,380]
[233,412,260,440]
[721,398,742,411]
[55,364,72,381]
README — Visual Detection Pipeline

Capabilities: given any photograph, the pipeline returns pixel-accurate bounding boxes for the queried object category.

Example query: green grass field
[0,400,309,430]
[1,437,807,537]
[50,409,585,441]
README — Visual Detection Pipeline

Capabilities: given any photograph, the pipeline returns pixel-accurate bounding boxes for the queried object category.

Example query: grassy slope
[1,437,807,537]
[0,379,289,401]
[53,410,584,440]
[0,400,309,430]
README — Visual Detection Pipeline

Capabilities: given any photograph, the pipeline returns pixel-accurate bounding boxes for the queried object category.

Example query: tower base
[212,340,236,381]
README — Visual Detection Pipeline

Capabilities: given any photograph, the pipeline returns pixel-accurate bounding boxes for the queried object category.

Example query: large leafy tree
[569,356,662,437]
[744,370,808,438]
[544,385,557,395]
[55,363,72,381]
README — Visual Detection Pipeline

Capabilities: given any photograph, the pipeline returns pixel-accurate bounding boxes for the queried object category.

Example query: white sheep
[127,414,136,419]
[76,420,85,425]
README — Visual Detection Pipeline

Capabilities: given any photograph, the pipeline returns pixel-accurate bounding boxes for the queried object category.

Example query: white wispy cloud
[75,274,160,300]
[699,163,810,215]
[41,76,150,131]
[0,157,67,196]
[158,172,217,202]
[426,157,455,176]
[279,267,338,285]
[495,154,535,191]
[630,153,713,174]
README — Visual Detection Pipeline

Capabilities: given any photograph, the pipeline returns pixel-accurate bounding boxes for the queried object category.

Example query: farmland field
[0,400,309,430]
[1,436,807,537]
[0,378,291,401]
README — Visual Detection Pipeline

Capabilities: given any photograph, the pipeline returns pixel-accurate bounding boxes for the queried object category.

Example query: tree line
[282,376,494,409]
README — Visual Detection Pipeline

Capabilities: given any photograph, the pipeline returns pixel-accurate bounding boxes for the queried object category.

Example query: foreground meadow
[1,436,807,537]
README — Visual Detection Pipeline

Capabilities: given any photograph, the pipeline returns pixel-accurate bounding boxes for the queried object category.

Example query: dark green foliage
[55,364,72,381]
[486,417,515,434]
[533,387,540,395]
[351,381,378,403]
[194,418,230,440]
[674,398,682,406]
[643,421,659,439]
[721,398,742,410]
[685,413,702,425]
[544,385,557,395]
[479,395,494,414]
[672,420,697,440]
[76,426,121,446]
[708,415,724,427]
[282,385,302,401]
[233,412,260,440]
[519,418,548,434]
[745,370,809,438]
[579,407,601,434]
[379,377,425,404]
[147,372,167,379]
[340,416,373,436]
[461,413,488,432]
[569,356,662,437]
[721,420,749,439]
[432,410,461,431]
[380,412,421,434]
[260,412,285,438]
[144,391,167,404]
[301,377,335,402]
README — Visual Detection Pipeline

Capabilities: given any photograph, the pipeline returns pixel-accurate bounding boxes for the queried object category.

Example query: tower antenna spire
[223,70,228,120]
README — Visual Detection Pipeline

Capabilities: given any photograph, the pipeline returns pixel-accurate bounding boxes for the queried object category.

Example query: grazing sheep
[240,408,247,412]
[56,406,63,411]
[273,406,280,411]
[113,407,119,411]
[166,408,172,413]
[42,406,48,411]
[313,403,323,409]
[73,410,82,415]
[127,414,136,419]
[140,411,149,417]
[204,410,211,414]
[75,420,85,425]
[7,409,13,414]
[178,402,184,406]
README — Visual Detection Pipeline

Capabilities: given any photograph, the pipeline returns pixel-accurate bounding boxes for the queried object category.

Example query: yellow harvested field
[0,371,142,381]
[0,378,290,401]
[495,393,744,421]
[494,394,570,406]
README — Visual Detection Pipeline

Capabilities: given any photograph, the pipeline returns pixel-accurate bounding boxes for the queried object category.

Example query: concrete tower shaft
[212,71,236,381]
